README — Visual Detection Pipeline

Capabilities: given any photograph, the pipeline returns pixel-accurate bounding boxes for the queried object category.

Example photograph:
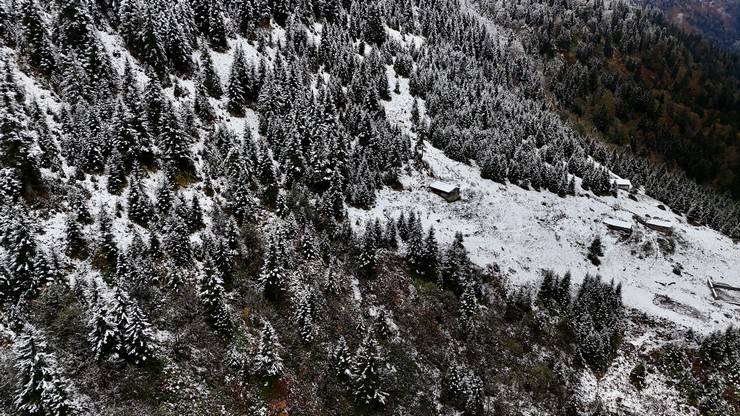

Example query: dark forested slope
[636,0,740,52]
[474,0,740,198]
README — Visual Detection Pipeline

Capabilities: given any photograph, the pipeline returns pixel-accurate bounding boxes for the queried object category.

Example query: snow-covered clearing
[350,33,740,333]
[350,141,740,332]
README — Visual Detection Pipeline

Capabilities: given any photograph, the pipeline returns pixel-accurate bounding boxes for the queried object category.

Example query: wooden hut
[611,178,632,191]
[429,181,460,202]
[603,218,632,233]
[635,215,673,235]
[645,219,673,235]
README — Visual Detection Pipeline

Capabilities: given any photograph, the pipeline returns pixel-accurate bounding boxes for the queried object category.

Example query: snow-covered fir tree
[349,335,387,407]
[198,257,231,335]
[252,320,284,378]
[13,329,77,416]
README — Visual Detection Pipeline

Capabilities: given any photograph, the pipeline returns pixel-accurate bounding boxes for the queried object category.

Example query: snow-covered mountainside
[352,88,740,332]
[1,0,739,415]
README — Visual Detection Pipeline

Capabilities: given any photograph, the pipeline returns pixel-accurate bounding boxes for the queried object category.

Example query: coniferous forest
[0,0,739,415]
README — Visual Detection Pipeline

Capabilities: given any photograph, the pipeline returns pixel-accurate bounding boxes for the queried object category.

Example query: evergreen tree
[587,236,604,266]
[280,128,307,189]
[227,171,256,225]
[252,0,271,26]
[57,0,95,49]
[118,0,140,46]
[272,0,292,26]
[0,2,17,47]
[64,213,88,260]
[323,0,342,22]
[350,335,388,407]
[397,212,408,241]
[300,224,320,261]
[0,168,22,204]
[364,4,386,45]
[377,71,390,101]
[257,149,279,205]
[1,209,44,302]
[226,46,249,116]
[570,274,624,374]
[0,63,40,192]
[329,336,352,379]
[144,77,167,138]
[322,170,346,221]
[199,46,223,98]
[206,234,235,289]
[68,188,91,225]
[199,257,231,335]
[188,195,204,232]
[136,6,169,79]
[106,149,126,194]
[161,10,193,75]
[158,101,194,176]
[384,218,398,250]
[110,98,147,169]
[162,207,192,270]
[459,284,479,330]
[19,0,56,76]
[123,301,153,364]
[193,81,216,123]
[419,227,439,279]
[441,363,484,415]
[292,286,317,343]
[127,168,154,227]
[259,237,287,301]
[405,215,424,274]
[252,320,284,378]
[441,232,471,294]
[88,300,116,361]
[108,287,154,364]
[537,269,557,309]
[358,221,377,278]
[480,153,507,183]
[191,0,228,50]
[274,191,289,218]
[237,0,255,36]
[557,271,572,310]
[13,329,76,416]
[322,259,343,295]
[95,209,118,274]
[155,174,175,216]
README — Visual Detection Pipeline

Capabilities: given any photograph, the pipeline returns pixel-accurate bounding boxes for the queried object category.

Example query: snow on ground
[385,27,425,50]
[349,143,740,332]
[578,346,698,415]
[350,38,740,333]
[576,314,703,415]
[98,31,150,85]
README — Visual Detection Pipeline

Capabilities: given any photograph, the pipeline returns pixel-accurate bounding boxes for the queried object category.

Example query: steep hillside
[472,0,740,198]
[636,0,740,52]
[0,0,739,415]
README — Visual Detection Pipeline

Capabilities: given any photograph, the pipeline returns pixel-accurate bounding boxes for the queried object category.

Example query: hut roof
[429,181,458,194]
[646,219,672,229]
[603,218,632,230]
[611,178,632,187]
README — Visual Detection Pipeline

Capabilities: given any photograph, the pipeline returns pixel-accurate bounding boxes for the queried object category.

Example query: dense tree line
[409,0,740,239]
[474,0,740,198]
